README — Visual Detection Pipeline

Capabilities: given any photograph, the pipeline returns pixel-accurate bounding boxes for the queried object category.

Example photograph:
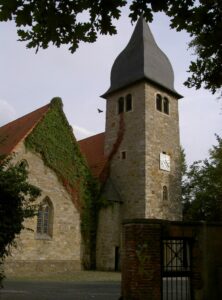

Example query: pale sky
[0,9,221,166]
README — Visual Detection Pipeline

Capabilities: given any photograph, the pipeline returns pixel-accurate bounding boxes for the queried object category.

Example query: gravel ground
[0,272,121,300]
[1,281,121,300]
[5,271,121,282]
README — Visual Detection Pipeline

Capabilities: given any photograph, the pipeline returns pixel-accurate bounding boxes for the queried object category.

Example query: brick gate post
[121,219,162,300]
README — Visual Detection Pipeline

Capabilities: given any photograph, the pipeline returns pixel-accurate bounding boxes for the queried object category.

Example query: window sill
[35,233,53,240]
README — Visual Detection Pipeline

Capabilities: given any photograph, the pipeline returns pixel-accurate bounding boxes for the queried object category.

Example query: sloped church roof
[0,102,106,179]
[102,16,182,98]
[0,104,50,156]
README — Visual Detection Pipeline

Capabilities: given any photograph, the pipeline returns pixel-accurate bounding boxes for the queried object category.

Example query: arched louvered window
[126,94,132,112]
[163,186,168,201]
[118,97,124,114]
[37,197,53,237]
[163,97,169,115]
[156,94,162,111]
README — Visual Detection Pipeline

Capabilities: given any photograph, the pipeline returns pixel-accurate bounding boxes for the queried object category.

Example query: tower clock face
[160,153,171,172]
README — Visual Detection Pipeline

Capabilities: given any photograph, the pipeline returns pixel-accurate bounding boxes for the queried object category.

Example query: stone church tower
[97,17,182,270]
[102,17,182,220]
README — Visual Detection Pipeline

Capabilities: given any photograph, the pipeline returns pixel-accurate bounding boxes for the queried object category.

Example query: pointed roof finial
[102,17,182,98]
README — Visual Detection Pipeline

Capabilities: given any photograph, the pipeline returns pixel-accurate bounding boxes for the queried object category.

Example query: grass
[5,270,121,282]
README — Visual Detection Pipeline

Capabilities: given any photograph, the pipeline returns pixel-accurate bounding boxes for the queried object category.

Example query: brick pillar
[121,220,162,300]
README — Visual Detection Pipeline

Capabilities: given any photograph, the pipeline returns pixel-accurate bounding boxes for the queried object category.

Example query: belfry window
[126,94,132,111]
[156,94,162,111]
[156,93,170,115]
[163,97,169,114]
[117,94,133,114]
[118,97,124,114]
[163,186,168,201]
[36,197,53,237]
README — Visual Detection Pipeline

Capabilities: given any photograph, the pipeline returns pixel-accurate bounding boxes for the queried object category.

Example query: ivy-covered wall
[25,97,102,269]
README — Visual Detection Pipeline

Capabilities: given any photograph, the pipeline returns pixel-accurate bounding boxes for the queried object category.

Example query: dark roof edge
[101,78,183,100]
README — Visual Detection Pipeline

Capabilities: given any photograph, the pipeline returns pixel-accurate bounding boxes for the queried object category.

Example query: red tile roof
[0,104,50,156]
[78,132,107,179]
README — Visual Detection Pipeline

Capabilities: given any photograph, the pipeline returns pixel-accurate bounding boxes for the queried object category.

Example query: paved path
[0,281,121,300]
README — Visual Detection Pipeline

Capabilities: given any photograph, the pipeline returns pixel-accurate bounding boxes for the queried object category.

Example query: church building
[0,17,182,275]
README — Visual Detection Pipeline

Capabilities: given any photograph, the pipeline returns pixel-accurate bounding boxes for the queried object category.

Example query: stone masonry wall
[145,83,182,220]
[4,141,81,276]
[104,81,181,222]
[99,82,148,270]
[96,202,122,270]
[101,80,182,270]
[104,82,146,220]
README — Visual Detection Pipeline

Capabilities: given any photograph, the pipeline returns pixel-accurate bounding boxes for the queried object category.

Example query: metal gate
[162,239,192,300]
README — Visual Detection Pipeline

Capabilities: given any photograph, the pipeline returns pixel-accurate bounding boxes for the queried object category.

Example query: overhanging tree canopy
[182,135,222,221]
[0,0,221,95]
[0,156,41,285]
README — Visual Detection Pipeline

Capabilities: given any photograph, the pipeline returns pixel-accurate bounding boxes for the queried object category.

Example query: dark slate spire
[102,16,182,98]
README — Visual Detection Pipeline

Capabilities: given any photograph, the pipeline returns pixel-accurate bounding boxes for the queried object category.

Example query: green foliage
[182,135,222,221]
[180,146,187,177]
[0,0,221,94]
[180,146,189,207]
[25,98,86,194]
[25,97,106,269]
[182,1,222,95]
[0,155,41,287]
[0,0,126,53]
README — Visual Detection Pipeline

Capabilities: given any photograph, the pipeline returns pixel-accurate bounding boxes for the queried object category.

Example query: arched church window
[37,197,53,237]
[118,97,124,114]
[126,94,132,112]
[163,186,168,201]
[163,97,169,115]
[156,94,162,111]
